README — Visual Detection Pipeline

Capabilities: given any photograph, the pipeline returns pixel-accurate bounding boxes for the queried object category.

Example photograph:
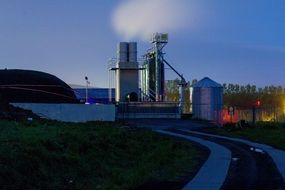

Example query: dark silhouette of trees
[223,83,285,110]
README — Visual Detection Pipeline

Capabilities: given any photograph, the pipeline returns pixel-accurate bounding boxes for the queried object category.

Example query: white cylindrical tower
[115,42,139,102]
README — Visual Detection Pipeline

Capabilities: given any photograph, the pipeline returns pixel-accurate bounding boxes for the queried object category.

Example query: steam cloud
[112,0,190,41]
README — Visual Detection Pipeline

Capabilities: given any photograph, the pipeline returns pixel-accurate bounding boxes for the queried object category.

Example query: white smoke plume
[112,0,190,41]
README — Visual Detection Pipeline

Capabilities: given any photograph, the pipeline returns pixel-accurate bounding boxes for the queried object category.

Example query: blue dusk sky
[0,0,284,87]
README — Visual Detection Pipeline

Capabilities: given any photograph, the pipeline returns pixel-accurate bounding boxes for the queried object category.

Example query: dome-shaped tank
[192,77,223,124]
[0,69,78,103]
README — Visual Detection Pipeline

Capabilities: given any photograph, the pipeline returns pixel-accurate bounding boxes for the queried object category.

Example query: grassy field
[204,122,285,150]
[0,120,204,189]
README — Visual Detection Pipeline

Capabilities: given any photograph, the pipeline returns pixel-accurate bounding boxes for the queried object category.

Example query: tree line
[223,84,285,109]
[223,84,285,95]
[165,79,285,111]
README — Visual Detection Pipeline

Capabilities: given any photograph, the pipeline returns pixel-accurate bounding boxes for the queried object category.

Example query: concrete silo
[128,42,137,63]
[192,77,223,124]
[115,42,139,102]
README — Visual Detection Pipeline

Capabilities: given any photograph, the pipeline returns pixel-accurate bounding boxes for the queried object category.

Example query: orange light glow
[222,109,239,123]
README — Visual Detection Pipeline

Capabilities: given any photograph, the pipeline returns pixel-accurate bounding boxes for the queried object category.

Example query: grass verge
[203,122,285,150]
[0,120,204,189]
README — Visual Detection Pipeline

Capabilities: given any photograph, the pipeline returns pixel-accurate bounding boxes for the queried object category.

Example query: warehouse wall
[12,103,115,122]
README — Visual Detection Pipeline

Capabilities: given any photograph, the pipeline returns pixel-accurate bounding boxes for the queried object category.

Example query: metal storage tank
[128,42,137,63]
[117,42,128,62]
[192,77,223,124]
[141,52,165,101]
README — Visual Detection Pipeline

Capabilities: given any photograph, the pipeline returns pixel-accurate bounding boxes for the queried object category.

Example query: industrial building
[108,33,193,119]
[74,88,115,104]
[107,33,224,121]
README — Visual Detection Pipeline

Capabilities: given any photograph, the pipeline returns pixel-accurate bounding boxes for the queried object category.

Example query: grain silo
[141,33,167,101]
[192,77,223,124]
[115,42,139,102]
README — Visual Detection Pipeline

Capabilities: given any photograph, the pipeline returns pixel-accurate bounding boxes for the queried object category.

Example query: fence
[223,106,285,123]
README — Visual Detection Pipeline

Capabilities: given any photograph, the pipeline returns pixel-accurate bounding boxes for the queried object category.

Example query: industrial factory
[3,33,224,123]
[108,33,223,122]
